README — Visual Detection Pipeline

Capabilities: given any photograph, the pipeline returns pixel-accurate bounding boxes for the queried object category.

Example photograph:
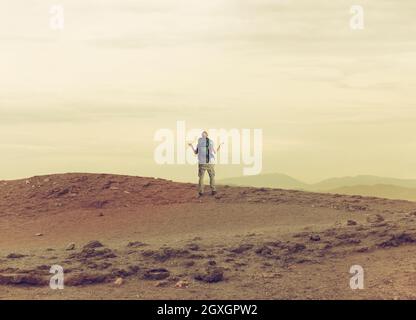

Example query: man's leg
[198,165,206,194]
[207,164,216,193]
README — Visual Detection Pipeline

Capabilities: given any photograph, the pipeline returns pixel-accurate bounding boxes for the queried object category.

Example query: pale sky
[1,0,416,183]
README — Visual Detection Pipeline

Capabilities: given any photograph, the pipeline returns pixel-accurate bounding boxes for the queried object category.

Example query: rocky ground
[1,173,416,299]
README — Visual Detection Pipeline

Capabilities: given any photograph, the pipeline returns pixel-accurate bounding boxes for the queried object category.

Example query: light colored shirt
[195,138,215,164]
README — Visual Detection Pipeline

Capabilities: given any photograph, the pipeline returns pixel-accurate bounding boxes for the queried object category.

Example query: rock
[0,273,46,286]
[347,220,358,226]
[111,268,135,277]
[255,246,273,257]
[69,247,116,260]
[183,260,195,268]
[6,253,26,259]
[90,200,110,209]
[143,268,170,281]
[35,233,43,237]
[83,240,104,249]
[66,243,76,251]
[141,247,190,262]
[175,280,189,288]
[95,262,112,270]
[379,233,416,248]
[309,234,321,241]
[128,265,141,274]
[207,260,217,266]
[194,267,224,283]
[114,277,123,286]
[66,273,110,286]
[127,241,147,248]
[186,243,200,251]
[347,205,368,211]
[230,244,253,254]
[35,265,50,271]
[287,243,306,253]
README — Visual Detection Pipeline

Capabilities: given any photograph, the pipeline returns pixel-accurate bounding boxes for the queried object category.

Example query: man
[188,131,217,196]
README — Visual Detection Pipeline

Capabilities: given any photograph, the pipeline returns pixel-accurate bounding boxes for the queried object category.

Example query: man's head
[201,131,208,138]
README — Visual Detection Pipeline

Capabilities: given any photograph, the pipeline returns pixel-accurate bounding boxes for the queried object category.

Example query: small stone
[207,260,217,266]
[83,240,104,249]
[35,233,43,237]
[66,243,76,251]
[186,243,200,251]
[183,261,195,268]
[7,253,26,259]
[114,277,123,286]
[347,220,358,226]
[309,234,321,241]
[143,268,170,281]
[175,280,189,288]
[194,267,224,283]
[127,241,146,248]
[0,274,46,286]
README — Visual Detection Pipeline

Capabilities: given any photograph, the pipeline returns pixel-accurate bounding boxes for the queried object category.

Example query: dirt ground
[1,173,416,299]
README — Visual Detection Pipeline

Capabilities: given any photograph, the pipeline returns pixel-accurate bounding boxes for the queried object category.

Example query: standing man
[188,131,217,196]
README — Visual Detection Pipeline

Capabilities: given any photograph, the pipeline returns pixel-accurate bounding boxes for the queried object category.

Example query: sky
[1,0,416,183]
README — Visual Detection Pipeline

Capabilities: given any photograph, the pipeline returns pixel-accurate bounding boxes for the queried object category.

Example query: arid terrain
[1,173,416,299]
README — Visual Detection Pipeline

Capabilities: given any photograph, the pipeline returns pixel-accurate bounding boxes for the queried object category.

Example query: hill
[327,184,416,202]
[219,173,416,201]
[1,173,416,299]
[218,173,308,190]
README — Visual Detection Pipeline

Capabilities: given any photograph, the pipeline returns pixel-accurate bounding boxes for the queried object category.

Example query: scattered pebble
[83,240,104,249]
[347,220,358,226]
[309,234,321,241]
[175,280,189,288]
[66,243,76,251]
[6,253,26,259]
[114,277,123,286]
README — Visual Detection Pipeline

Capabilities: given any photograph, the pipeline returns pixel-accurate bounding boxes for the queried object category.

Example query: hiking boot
[211,191,217,196]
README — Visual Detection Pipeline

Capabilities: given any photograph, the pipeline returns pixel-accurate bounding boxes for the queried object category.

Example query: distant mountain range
[219,173,309,190]
[219,174,416,201]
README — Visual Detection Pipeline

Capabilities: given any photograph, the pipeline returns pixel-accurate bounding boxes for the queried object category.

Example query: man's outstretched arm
[188,143,198,154]
[215,142,223,153]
